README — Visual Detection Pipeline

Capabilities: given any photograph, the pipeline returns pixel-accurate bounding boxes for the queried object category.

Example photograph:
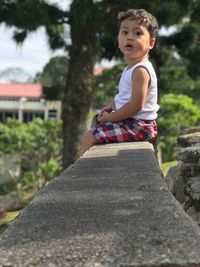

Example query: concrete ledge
[1,142,200,267]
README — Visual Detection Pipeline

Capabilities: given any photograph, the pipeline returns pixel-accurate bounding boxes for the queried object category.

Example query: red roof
[93,66,108,76]
[0,84,43,98]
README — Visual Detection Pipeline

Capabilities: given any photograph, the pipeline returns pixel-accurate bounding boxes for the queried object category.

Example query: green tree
[35,56,68,100]
[62,0,101,166]
[159,65,200,100]
[0,67,33,83]
[91,63,125,108]
[158,94,200,162]
[0,118,63,197]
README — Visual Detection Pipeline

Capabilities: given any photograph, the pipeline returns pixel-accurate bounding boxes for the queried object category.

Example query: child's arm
[99,67,149,122]
[98,99,116,120]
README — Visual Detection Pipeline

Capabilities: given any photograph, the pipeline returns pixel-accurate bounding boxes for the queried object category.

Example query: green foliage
[186,45,200,80]
[0,181,16,196]
[161,161,177,177]
[159,66,196,97]
[0,210,21,229]
[38,159,62,181]
[158,94,200,162]
[0,67,33,83]
[91,63,126,108]
[18,159,62,193]
[0,0,67,46]
[19,171,37,192]
[0,118,63,196]
[35,56,68,100]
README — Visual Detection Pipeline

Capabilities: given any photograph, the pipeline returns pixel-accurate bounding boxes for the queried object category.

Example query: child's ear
[149,38,156,49]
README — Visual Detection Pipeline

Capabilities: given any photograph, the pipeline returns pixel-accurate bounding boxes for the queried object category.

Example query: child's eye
[135,31,142,36]
[122,30,128,35]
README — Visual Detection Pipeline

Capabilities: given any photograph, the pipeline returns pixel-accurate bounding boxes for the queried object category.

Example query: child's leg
[80,130,98,156]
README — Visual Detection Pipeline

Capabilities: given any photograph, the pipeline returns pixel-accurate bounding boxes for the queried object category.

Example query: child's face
[118,18,156,64]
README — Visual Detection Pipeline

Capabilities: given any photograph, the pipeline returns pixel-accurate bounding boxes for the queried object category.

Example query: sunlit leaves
[158,94,200,162]
[0,118,63,195]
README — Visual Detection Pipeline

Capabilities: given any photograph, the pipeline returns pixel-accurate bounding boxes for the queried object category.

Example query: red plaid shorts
[91,118,157,144]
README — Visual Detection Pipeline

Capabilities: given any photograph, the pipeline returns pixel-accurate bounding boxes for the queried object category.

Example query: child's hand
[100,106,112,114]
[98,111,111,122]
[100,101,115,114]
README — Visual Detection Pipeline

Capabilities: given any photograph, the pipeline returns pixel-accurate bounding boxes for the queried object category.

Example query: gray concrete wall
[1,142,200,267]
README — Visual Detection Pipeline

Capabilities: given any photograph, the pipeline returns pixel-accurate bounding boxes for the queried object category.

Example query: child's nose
[127,33,134,40]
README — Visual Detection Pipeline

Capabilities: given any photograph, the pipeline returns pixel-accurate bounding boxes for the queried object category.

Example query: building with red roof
[0,83,61,122]
[0,83,43,99]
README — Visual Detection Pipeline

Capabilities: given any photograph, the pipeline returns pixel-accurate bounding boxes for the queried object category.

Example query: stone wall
[165,127,200,225]
[1,142,200,266]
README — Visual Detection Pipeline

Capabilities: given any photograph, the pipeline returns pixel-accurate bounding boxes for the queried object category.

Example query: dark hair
[118,9,159,38]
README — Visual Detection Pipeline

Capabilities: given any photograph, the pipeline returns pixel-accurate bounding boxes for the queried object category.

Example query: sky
[0,0,70,80]
[0,24,67,78]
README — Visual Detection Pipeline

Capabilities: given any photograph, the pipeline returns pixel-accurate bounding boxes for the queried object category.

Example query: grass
[0,210,21,234]
[161,161,177,177]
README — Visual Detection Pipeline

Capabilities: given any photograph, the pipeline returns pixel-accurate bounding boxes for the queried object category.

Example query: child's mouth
[125,44,133,48]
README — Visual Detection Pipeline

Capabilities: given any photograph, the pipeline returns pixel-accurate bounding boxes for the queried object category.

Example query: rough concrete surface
[1,142,200,267]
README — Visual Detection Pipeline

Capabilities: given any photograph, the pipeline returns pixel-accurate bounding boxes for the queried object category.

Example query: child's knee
[86,130,96,142]
[83,130,92,141]
[85,130,97,144]
[84,130,91,138]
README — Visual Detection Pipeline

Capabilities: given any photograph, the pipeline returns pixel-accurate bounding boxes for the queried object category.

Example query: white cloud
[0,0,116,80]
[0,25,59,77]
[0,0,71,78]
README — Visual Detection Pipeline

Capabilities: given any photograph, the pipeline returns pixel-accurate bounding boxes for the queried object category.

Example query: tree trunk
[62,0,99,168]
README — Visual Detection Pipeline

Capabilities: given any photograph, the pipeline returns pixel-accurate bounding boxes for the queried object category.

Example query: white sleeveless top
[114,61,159,120]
